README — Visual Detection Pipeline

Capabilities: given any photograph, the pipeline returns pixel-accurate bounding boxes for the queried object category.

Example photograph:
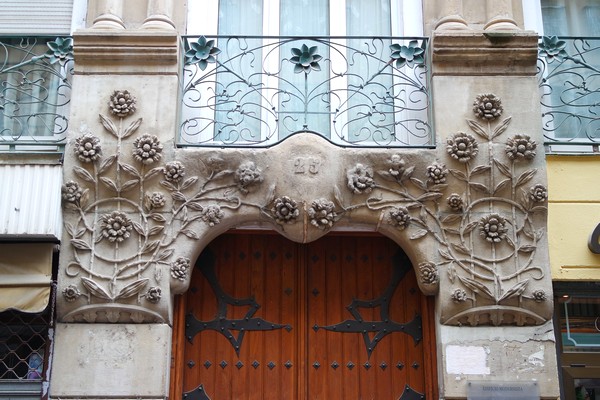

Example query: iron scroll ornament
[314,250,423,359]
[185,248,292,356]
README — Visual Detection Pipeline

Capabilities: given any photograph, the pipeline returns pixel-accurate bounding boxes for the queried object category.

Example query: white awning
[0,243,53,313]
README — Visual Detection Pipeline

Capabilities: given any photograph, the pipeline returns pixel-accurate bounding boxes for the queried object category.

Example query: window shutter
[0,1,74,35]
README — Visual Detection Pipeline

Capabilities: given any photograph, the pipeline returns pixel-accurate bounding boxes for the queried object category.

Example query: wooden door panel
[180,233,432,400]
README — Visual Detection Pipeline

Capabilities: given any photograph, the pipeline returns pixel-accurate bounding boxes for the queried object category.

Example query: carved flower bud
[447,132,479,163]
[170,257,190,282]
[271,196,300,224]
[61,181,83,204]
[505,135,537,162]
[347,164,376,194]
[163,161,186,183]
[451,288,467,303]
[202,205,225,227]
[308,198,337,230]
[529,184,548,203]
[132,134,163,165]
[426,162,448,184]
[235,161,263,193]
[146,192,166,209]
[473,93,503,121]
[146,287,162,303]
[419,263,438,285]
[533,289,547,302]
[100,211,133,243]
[479,213,508,243]
[387,154,406,180]
[74,134,101,163]
[62,285,81,302]
[389,207,410,230]
[109,90,136,117]
[446,194,463,211]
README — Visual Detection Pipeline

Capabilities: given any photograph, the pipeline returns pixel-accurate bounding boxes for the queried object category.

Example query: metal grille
[0,308,51,381]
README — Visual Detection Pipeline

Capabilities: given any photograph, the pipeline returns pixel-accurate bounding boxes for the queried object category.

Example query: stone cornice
[73,30,179,75]
[431,31,539,76]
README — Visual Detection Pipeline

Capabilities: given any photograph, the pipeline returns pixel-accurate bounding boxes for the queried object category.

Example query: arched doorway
[170,232,437,399]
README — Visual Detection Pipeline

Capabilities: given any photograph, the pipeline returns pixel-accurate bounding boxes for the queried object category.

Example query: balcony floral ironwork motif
[0,37,74,148]
[538,36,600,145]
[180,36,431,147]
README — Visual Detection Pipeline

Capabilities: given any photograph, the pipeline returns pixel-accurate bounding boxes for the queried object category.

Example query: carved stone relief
[58,90,552,326]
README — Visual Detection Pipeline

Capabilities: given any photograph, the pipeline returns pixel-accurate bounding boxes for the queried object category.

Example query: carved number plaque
[293,157,321,175]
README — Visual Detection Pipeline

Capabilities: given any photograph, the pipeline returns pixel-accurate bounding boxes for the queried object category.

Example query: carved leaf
[144,167,164,181]
[81,277,112,300]
[447,263,456,283]
[429,183,448,192]
[410,229,428,240]
[98,155,117,175]
[536,229,545,240]
[417,192,443,202]
[80,189,90,208]
[463,221,480,234]
[443,227,460,235]
[187,201,204,211]
[515,169,537,187]
[377,170,396,182]
[115,278,149,300]
[99,114,118,137]
[182,229,200,240]
[119,163,141,178]
[492,116,512,139]
[121,179,139,192]
[149,213,166,222]
[159,180,177,191]
[212,170,234,181]
[181,176,199,190]
[448,169,467,181]
[73,166,96,183]
[156,248,174,261]
[132,221,145,236]
[498,279,529,303]
[441,214,462,224]
[148,226,164,236]
[494,178,510,194]
[466,119,489,140]
[493,159,512,177]
[471,165,491,176]
[458,276,494,300]
[439,249,453,260]
[451,242,471,255]
[410,177,427,191]
[64,223,75,237]
[122,118,143,139]
[404,166,415,179]
[518,245,537,253]
[333,185,344,207]
[406,202,422,210]
[155,265,162,283]
[70,239,92,251]
[75,228,86,238]
[531,206,548,213]
[265,183,276,205]
[99,177,118,192]
[469,182,490,194]
[172,191,187,202]
[141,240,160,254]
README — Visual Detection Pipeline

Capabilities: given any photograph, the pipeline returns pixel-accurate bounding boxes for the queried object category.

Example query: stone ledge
[431,31,539,76]
[73,30,179,75]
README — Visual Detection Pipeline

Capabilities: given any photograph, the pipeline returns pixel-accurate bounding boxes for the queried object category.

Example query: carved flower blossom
[451,288,467,303]
[146,192,166,209]
[235,161,263,193]
[290,44,322,74]
[308,199,337,230]
[419,263,438,285]
[62,285,81,302]
[133,134,163,165]
[506,135,537,161]
[271,196,300,224]
[529,184,548,203]
[74,134,101,163]
[109,90,136,117]
[532,289,547,302]
[347,164,376,194]
[146,287,162,303]
[202,205,225,227]
[61,181,83,204]
[170,257,190,282]
[163,161,185,183]
[426,162,448,184]
[446,194,463,211]
[185,36,221,70]
[473,94,503,121]
[100,211,133,243]
[539,36,568,64]
[446,132,479,163]
[479,213,508,243]
[389,207,410,230]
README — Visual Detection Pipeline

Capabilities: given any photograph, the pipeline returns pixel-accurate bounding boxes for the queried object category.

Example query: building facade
[1,0,598,399]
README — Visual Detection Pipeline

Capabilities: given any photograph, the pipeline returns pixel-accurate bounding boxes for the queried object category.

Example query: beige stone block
[49,323,171,398]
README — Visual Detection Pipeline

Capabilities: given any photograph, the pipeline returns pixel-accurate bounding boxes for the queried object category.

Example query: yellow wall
[548,155,600,280]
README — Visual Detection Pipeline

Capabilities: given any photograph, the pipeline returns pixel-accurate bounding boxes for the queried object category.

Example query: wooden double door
[171,233,437,400]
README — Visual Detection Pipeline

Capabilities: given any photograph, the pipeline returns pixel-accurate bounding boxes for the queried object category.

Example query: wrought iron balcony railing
[179,36,432,147]
[0,36,74,152]
[538,36,600,148]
